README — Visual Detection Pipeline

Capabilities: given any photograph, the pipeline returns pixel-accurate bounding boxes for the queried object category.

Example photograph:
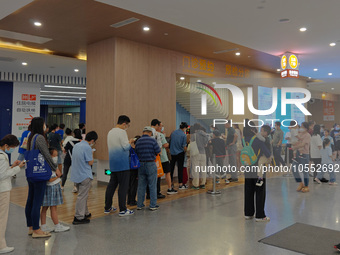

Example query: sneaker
[119,209,134,217]
[329,182,338,185]
[72,217,90,225]
[167,188,178,195]
[256,178,263,187]
[157,193,166,199]
[199,185,206,189]
[334,243,340,251]
[191,186,199,190]
[314,178,321,184]
[0,247,14,253]
[104,207,117,214]
[85,213,92,219]
[321,178,329,183]
[137,205,145,210]
[72,186,78,193]
[216,180,220,184]
[60,186,64,191]
[255,216,270,222]
[40,224,54,233]
[245,215,254,220]
[179,185,188,190]
[54,223,70,232]
[225,179,230,184]
[149,205,160,211]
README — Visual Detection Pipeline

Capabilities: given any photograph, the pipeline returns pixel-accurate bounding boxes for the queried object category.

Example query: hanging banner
[11,82,40,162]
[323,100,335,121]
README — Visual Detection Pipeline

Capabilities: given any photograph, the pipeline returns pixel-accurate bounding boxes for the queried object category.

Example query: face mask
[43,124,47,132]
[336,127,340,131]
[52,157,58,164]
[161,127,164,132]
[5,148,15,154]
[210,128,214,132]
[90,143,94,147]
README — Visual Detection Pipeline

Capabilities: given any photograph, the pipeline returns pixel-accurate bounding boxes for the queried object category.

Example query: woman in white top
[310,125,323,179]
[0,135,25,254]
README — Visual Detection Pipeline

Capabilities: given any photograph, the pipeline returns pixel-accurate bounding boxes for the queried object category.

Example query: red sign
[281,69,299,78]
[30,94,36,101]
[22,94,29,100]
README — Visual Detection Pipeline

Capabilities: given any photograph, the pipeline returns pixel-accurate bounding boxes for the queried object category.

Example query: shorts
[335,141,340,151]
[161,161,171,174]
[57,150,63,164]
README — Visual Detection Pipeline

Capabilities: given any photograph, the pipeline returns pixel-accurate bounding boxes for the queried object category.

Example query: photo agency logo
[198,83,312,127]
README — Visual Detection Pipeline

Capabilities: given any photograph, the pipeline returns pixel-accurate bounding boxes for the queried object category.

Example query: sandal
[301,187,309,193]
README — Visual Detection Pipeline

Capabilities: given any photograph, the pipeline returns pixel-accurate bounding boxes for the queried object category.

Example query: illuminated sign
[281,53,299,78]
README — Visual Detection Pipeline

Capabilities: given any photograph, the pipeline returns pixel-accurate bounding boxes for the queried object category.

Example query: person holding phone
[0,135,26,253]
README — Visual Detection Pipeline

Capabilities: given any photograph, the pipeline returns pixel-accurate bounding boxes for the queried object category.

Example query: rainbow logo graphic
[196,82,223,107]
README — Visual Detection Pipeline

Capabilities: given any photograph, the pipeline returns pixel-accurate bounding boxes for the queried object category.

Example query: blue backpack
[24,135,52,182]
[240,136,260,166]
[130,147,140,169]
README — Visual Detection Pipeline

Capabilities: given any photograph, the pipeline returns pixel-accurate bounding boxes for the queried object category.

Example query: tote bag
[130,147,140,169]
[155,154,164,177]
[20,132,31,150]
[24,135,52,182]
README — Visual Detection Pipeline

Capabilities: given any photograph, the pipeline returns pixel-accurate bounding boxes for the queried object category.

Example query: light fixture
[40,95,85,98]
[299,27,307,32]
[279,18,290,23]
[34,21,42,27]
[79,98,82,100]
[212,82,216,85]
[235,52,241,56]
[74,69,79,72]
[22,62,27,66]
[164,33,168,36]
[277,69,280,72]
[330,42,336,47]
[41,90,86,95]
[322,93,326,98]
[308,77,312,79]
[40,98,77,101]
[313,68,318,71]
[197,80,201,82]
[180,77,185,80]
[332,88,335,90]
[143,27,150,31]
[328,73,333,76]
[44,85,86,90]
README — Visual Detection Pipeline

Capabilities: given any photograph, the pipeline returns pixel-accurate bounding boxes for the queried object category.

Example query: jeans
[292,152,310,186]
[273,146,285,166]
[316,163,336,183]
[137,162,158,208]
[25,181,47,230]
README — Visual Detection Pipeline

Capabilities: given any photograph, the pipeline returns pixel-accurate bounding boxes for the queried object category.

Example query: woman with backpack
[242,120,271,222]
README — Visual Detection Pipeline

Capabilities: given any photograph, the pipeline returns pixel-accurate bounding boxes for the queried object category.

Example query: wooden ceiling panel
[0,0,280,72]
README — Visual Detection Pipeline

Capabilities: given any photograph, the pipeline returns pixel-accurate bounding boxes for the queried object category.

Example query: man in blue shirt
[55,123,65,140]
[170,122,188,189]
[135,126,161,210]
[71,131,98,225]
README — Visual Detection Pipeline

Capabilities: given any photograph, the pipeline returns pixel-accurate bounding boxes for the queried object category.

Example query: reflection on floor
[6,170,340,255]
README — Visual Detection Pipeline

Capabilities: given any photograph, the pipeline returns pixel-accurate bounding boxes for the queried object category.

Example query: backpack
[240,136,260,166]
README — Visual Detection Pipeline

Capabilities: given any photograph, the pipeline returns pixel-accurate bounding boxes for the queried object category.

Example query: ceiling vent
[213,48,239,54]
[110,17,140,28]
[0,57,16,62]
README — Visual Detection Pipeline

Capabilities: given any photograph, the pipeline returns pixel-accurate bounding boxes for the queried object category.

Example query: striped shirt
[135,135,161,161]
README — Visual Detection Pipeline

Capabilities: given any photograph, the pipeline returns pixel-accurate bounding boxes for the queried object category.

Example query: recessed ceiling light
[180,77,185,80]
[164,33,168,36]
[299,27,307,32]
[277,69,280,72]
[322,93,326,97]
[22,62,27,66]
[143,27,150,31]
[197,80,201,82]
[308,77,312,79]
[34,21,42,27]
[330,42,336,47]
[313,68,318,71]
[332,88,335,90]
[45,85,86,90]
[235,52,241,56]
[74,69,79,72]
[328,73,333,76]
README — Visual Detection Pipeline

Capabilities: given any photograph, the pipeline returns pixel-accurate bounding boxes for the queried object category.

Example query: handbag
[24,135,52,182]
[20,132,31,150]
[130,147,140,169]
[155,154,164,177]
[189,141,199,156]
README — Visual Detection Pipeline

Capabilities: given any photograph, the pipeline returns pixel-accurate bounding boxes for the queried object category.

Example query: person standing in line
[330,123,340,161]
[322,129,335,156]
[105,115,135,217]
[61,129,82,191]
[225,120,238,183]
[170,122,188,190]
[292,122,311,193]
[190,123,209,189]
[243,120,271,222]
[310,125,323,180]
[0,135,26,253]
[308,120,316,136]
[17,124,31,161]
[272,122,286,167]
[233,124,243,170]
[48,124,63,173]
[71,131,98,224]
[127,136,141,206]
[62,128,77,148]
[150,119,165,199]
[79,123,86,140]
[55,124,65,140]
[25,117,56,238]
[315,138,337,185]
[209,130,226,184]
[135,127,161,211]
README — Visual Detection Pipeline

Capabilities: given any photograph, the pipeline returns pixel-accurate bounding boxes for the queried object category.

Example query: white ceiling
[97,0,340,93]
